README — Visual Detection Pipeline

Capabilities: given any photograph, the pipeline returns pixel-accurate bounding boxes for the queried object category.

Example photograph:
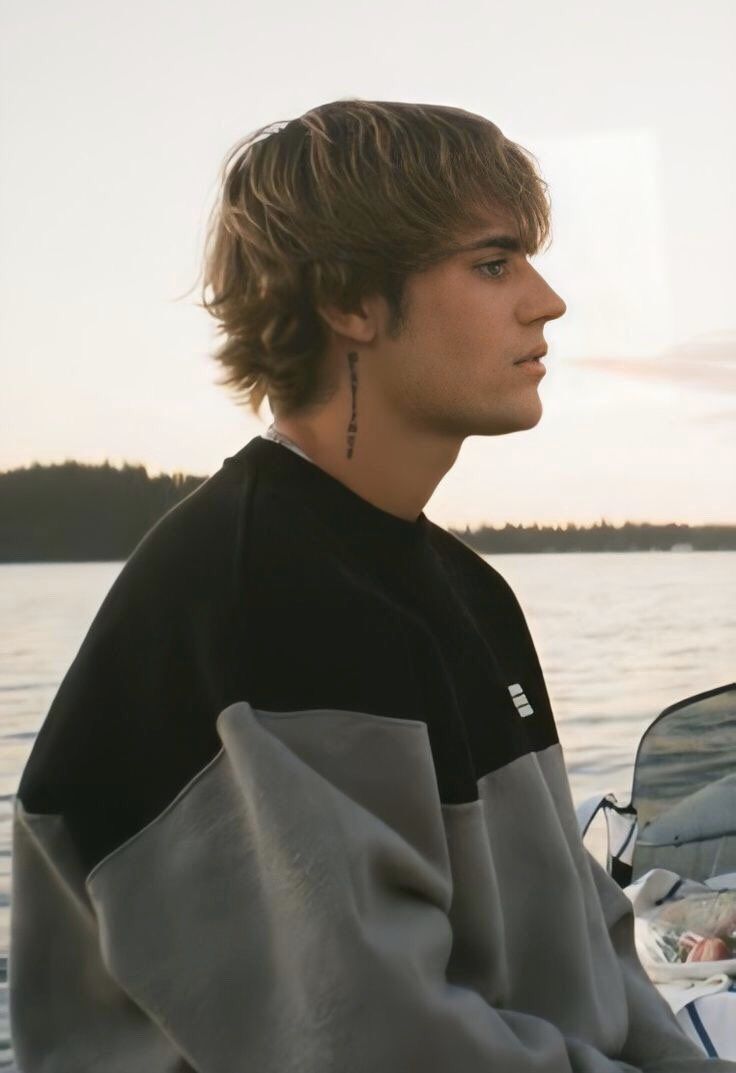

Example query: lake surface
[0,551,734,1066]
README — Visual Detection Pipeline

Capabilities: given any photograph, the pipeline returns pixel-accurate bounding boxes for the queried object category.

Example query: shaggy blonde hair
[197,98,552,419]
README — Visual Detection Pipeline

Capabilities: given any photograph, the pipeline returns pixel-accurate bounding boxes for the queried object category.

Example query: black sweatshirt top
[11,433,731,1072]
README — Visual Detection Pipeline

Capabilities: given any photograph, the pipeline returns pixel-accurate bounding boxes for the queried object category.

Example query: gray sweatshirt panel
[12,701,733,1072]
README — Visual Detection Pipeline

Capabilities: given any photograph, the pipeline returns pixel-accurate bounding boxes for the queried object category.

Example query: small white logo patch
[508,683,534,718]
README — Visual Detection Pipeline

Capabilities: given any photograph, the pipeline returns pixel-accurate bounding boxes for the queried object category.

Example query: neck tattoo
[346,351,359,460]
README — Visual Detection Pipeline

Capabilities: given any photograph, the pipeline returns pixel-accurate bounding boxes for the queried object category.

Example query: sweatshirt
[10,431,735,1072]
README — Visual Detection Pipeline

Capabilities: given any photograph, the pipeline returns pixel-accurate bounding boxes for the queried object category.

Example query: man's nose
[545,285,567,322]
[520,264,567,323]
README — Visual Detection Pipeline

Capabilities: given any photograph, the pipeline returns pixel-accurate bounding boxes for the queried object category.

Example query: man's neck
[265,413,461,524]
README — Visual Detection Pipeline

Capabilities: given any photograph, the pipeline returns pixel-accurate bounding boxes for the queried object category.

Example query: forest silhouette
[1,460,733,563]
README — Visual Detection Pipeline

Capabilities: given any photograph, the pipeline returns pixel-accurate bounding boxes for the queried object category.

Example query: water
[0,551,734,1066]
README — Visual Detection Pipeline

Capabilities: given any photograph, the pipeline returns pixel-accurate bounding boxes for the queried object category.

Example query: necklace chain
[264,424,313,462]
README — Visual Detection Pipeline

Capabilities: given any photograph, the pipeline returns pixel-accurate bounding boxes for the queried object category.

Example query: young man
[11,99,735,1071]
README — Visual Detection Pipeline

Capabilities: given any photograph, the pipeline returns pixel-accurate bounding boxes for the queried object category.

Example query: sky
[1,0,734,529]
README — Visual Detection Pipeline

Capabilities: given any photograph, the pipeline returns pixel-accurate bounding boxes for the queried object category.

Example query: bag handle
[576,792,638,887]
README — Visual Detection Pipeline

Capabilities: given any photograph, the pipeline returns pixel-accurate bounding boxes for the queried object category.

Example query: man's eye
[477,259,509,279]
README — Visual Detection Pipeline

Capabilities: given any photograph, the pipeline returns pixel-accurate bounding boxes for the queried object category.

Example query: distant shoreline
[2,549,734,566]
[447,526,735,556]
[1,460,734,562]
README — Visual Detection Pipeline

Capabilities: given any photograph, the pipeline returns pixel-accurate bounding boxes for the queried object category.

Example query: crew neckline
[237,434,430,547]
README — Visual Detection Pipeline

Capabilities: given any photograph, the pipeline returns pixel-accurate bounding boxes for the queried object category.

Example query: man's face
[372,212,567,440]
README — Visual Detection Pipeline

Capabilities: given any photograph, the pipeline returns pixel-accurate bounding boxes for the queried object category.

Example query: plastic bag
[647,891,736,964]
[624,868,736,982]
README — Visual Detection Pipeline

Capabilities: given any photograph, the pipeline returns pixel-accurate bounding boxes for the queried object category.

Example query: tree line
[452,520,735,554]
[0,461,204,563]
[0,460,733,563]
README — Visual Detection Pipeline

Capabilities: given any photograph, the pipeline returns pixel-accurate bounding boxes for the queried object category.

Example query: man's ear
[316,296,382,345]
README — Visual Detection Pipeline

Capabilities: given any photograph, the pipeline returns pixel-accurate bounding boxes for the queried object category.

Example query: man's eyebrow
[455,233,523,254]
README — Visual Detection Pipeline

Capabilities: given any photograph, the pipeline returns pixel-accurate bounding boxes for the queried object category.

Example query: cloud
[567,331,736,394]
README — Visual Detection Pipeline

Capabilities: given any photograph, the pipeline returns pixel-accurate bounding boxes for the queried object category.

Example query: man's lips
[514,347,548,365]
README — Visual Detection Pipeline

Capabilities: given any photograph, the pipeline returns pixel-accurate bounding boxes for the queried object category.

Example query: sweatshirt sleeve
[10,701,734,1073]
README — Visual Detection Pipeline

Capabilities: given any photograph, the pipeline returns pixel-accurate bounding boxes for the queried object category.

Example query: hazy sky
[1,0,734,527]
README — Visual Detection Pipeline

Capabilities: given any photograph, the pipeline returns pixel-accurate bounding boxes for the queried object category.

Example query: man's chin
[480,405,543,437]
